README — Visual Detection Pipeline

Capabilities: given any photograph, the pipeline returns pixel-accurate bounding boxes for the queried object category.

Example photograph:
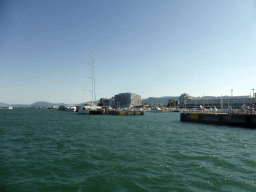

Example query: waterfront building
[109,97,115,106]
[99,97,110,106]
[179,93,255,108]
[113,92,142,108]
[168,99,179,108]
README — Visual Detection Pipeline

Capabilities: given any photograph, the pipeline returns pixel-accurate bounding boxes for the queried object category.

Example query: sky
[1,0,256,104]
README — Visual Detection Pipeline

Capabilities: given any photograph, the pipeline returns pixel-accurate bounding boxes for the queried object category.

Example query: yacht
[78,105,90,114]
[78,104,104,114]
[149,106,162,113]
[172,108,180,112]
[78,104,93,114]
[89,106,105,114]
[66,105,76,112]
[78,52,103,115]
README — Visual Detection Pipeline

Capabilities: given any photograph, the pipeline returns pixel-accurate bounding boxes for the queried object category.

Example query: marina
[2,1,256,191]
[148,106,162,113]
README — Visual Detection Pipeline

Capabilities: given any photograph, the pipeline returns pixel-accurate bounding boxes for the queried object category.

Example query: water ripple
[1,110,256,191]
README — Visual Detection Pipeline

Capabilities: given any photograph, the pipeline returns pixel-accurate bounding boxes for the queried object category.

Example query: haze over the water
[1,0,256,104]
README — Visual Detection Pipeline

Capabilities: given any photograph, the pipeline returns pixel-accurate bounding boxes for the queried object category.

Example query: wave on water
[1,110,256,191]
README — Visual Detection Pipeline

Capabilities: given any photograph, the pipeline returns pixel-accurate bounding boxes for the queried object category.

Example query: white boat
[79,103,104,114]
[66,105,76,112]
[88,105,105,114]
[123,107,134,111]
[78,104,102,114]
[78,104,91,114]
[8,106,13,109]
[149,106,162,112]
[78,52,103,115]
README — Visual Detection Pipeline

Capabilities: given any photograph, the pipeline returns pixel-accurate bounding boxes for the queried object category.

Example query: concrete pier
[180,113,256,128]
[107,110,144,115]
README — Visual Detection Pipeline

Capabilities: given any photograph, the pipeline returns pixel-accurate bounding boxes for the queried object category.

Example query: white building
[179,93,255,108]
[114,92,142,108]
[99,93,142,108]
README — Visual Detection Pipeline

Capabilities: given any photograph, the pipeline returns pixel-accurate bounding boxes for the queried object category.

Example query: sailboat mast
[92,52,94,107]
[94,78,96,105]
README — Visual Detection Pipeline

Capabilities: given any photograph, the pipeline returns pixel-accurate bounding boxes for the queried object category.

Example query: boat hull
[89,110,104,115]
[148,110,162,113]
[78,109,90,114]
[66,108,76,112]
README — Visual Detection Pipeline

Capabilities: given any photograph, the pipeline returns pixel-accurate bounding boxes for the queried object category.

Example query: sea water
[1,109,256,191]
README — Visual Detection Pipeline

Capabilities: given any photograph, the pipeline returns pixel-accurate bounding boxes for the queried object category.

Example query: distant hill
[28,101,100,107]
[142,96,179,106]
[0,97,180,108]
[29,101,64,107]
[0,102,9,107]
[1,101,99,108]
[11,104,30,108]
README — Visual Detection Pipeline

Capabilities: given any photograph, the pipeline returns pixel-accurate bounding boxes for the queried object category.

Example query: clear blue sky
[1,0,256,104]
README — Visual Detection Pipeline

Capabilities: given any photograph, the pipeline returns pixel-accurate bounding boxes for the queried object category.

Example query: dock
[106,110,144,115]
[180,113,256,128]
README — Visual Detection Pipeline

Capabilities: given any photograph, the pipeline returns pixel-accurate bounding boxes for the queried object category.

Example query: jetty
[180,112,256,128]
[106,110,144,115]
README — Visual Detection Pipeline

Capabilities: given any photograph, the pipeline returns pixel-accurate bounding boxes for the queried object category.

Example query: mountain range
[0,96,180,107]
[142,96,179,105]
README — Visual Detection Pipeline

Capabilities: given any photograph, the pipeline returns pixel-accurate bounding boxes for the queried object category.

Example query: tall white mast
[91,52,94,107]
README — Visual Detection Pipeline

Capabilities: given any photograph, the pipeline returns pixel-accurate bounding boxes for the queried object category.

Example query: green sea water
[1,109,256,191]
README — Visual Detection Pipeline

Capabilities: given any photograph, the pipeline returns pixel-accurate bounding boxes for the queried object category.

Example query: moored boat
[66,105,76,112]
[148,106,162,113]
[78,52,103,115]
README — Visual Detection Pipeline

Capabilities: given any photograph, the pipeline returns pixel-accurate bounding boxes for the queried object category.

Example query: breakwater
[180,112,256,128]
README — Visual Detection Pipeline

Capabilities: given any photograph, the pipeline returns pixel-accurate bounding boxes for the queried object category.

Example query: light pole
[250,92,252,114]
[253,89,255,114]
[231,89,233,110]
[228,96,229,110]
[253,89,255,103]
[221,94,223,110]
[184,96,186,114]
